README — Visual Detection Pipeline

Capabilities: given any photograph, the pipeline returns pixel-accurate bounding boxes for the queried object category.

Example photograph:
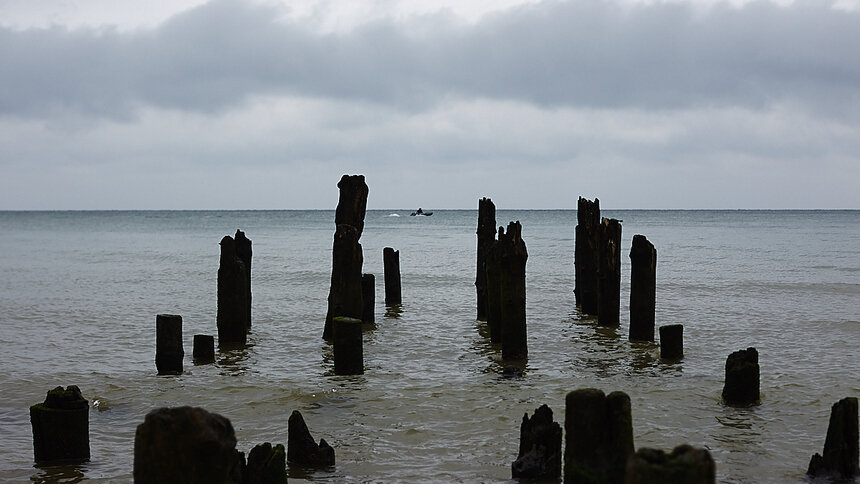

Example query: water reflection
[217,345,253,376]
[712,406,766,453]
[31,463,86,483]
[384,305,403,319]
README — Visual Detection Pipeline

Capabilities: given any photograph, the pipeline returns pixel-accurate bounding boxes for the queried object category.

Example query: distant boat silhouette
[410,208,433,216]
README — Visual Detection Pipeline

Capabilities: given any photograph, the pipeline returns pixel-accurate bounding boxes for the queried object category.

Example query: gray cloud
[2,0,859,119]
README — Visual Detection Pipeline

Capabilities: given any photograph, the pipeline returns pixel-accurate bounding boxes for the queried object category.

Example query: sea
[0,209,857,483]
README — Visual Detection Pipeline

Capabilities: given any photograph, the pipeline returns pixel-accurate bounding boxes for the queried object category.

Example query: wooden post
[629,234,657,341]
[486,232,502,343]
[574,197,600,315]
[808,397,858,480]
[30,386,89,464]
[659,325,683,360]
[361,273,375,325]
[234,230,252,329]
[626,445,716,484]
[383,247,402,306]
[333,316,363,375]
[217,235,249,347]
[722,347,760,406]
[193,334,215,364]
[499,221,528,360]
[156,314,183,375]
[597,217,622,327]
[564,388,634,484]
[475,197,496,321]
[512,404,561,479]
[288,410,335,468]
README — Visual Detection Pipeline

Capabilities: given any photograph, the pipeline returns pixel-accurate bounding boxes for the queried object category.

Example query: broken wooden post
[475,197,496,321]
[722,347,760,406]
[498,221,528,360]
[156,314,183,375]
[659,325,683,361]
[333,316,363,375]
[193,334,215,364]
[598,217,622,327]
[626,445,716,484]
[234,229,252,329]
[218,235,249,347]
[246,442,287,484]
[512,404,561,479]
[629,234,657,341]
[323,224,365,340]
[133,406,245,483]
[807,397,858,480]
[361,273,375,325]
[30,386,90,464]
[323,175,368,340]
[486,233,502,343]
[287,410,335,468]
[564,388,634,484]
[574,197,600,315]
[383,247,402,306]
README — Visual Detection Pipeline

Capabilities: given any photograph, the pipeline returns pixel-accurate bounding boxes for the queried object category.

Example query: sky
[1,0,858,209]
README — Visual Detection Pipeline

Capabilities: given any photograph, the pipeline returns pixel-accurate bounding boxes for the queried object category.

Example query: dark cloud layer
[2,0,859,119]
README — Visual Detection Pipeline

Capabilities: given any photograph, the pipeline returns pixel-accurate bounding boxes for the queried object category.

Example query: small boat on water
[410,208,433,216]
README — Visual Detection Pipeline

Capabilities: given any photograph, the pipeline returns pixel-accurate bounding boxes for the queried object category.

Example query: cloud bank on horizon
[1,0,858,209]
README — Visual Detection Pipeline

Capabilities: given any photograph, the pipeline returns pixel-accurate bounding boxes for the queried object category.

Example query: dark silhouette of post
[722,347,760,406]
[475,197,496,321]
[288,410,335,468]
[499,221,528,360]
[598,217,622,327]
[156,314,183,375]
[193,334,215,364]
[333,316,363,375]
[361,273,375,325]
[575,197,600,315]
[383,247,402,306]
[246,442,287,484]
[234,230,252,328]
[30,386,90,464]
[218,235,249,347]
[564,388,634,483]
[512,404,561,479]
[485,234,502,343]
[629,234,657,341]
[659,325,683,360]
[807,397,858,480]
[323,175,368,340]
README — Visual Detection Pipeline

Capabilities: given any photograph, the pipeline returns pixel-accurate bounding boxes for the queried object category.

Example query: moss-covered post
[333,316,363,375]
[193,334,215,364]
[30,386,90,465]
[629,234,657,341]
[575,197,600,315]
[245,442,287,484]
[217,235,249,347]
[156,314,183,375]
[564,388,634,483]
[598,217,622,327]
[234,230,252,329]
[498,221,528,361]
[476,197,496,321]
[485,234,502,343]
[807,397,858,480]
[323,175,368,340]
[383,247,402,306]
[512,404,561,479]
[626,445,716,484]
[659,325,683,361]
[361,273,375,325]
[722,347,760,406]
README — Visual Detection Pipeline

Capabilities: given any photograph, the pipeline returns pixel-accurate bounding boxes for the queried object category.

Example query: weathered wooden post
[134,406,245,483]
[333,316,363,375]
[218,235,249,347]
[807,397,858,480]
[486,233,502,343]
[193,334,215,364]
[575,197,600,315]
[383,247,402,306]
[323,175,368,340]
[234,230,252,329]
[246,442,287,484]
[629,234,657,341]
[476,197,496,321]
[156,314,183,375]
[598,217,622,327]
[659,325,683,360]
[498,221,528,360]
[288,410,335,468]
[30,386,90,464]
[361,273,375,325]
[565,388,634,483]
[626,445,716,484]
[512,404,561,479]
[722,347,760,406]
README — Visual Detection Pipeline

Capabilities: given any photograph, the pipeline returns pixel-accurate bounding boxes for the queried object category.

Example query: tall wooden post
[499,221,528,360]
[217,235,249,347]
[574,197,600,315]
[597,217,622,327]
[629,234,657,341]
[383,247,402,306]
[475,197,496,321]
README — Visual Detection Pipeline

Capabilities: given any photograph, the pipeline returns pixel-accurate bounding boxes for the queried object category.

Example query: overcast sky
[1,0,858,209]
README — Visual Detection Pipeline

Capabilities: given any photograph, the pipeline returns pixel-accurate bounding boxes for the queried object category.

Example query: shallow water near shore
[0,209,857,483]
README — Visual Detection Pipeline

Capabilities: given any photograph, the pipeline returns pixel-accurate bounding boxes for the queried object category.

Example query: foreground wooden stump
[30,385,89,465]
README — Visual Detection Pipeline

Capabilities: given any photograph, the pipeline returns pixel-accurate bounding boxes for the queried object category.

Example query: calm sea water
[0,209,857,483]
